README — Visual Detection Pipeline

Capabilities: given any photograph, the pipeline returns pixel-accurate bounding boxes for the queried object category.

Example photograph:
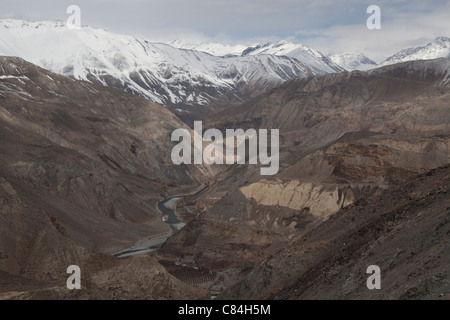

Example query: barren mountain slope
[221,164,450,300]
[207,58,450,149]
[0,56,213,298]
[159,59,450,295]
[0,178,208,299]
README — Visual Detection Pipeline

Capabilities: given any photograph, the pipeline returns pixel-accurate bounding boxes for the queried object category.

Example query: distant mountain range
[0,19,448,121]
[163,58,450,299]
[329,52,378,71]
[168,39,344,73]
[0,20,320,122]
[328,37,450,71]
[380,36,450,66]
[169,37,450,72]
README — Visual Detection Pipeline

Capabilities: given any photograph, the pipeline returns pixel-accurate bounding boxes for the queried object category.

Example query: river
[113,195,186,258]
[113,189,219,298]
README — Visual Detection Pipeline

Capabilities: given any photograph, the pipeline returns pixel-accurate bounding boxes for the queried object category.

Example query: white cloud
[299,1,450,61]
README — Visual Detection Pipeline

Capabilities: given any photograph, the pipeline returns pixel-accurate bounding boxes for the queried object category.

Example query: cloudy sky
[1,0,449,61]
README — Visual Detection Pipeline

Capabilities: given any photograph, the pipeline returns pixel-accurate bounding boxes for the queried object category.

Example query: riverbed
[113,195,186,258]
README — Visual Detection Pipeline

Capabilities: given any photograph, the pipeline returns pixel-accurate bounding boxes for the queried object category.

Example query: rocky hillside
[0,56,213,299]
[159,59,450,297]
[221,164,450,299]
[207,58,450,147]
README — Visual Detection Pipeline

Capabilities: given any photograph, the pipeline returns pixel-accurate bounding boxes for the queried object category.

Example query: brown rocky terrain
[0,56,216,251]
[0,170,208,299]
[159,59,450,298]
[0,56,211,299]
[221,164,450,299]
[160,131,450,294]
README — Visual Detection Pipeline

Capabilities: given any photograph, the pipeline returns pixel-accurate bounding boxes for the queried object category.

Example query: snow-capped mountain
[241,41,344,73]
[382,37,450,66]
[328,52,378,71]
[3,19,446,123]
[0,19,319,121]
[168,39,343,74]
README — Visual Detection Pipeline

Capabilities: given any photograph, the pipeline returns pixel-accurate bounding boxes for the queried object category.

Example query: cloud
[299,1,450,61]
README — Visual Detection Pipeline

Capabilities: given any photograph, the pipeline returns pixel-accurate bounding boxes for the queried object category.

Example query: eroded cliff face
[238,132,449,219]
[240,180,354,219]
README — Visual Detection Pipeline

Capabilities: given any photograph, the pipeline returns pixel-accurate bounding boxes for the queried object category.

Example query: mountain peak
[382,36,450,66]
[329,52,377,71]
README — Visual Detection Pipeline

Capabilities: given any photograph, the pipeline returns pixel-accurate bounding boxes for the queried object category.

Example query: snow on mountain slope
[328,52,378,71]
[167,39,248,57]
[242,40,344,74]
[0,19,316,119]
[382,37,450,66]
[168,39,343,74]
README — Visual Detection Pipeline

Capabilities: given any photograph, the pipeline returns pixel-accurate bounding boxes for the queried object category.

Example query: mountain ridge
[382,37,450,66]
[329,52,377,71]
[0,19,322,123]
